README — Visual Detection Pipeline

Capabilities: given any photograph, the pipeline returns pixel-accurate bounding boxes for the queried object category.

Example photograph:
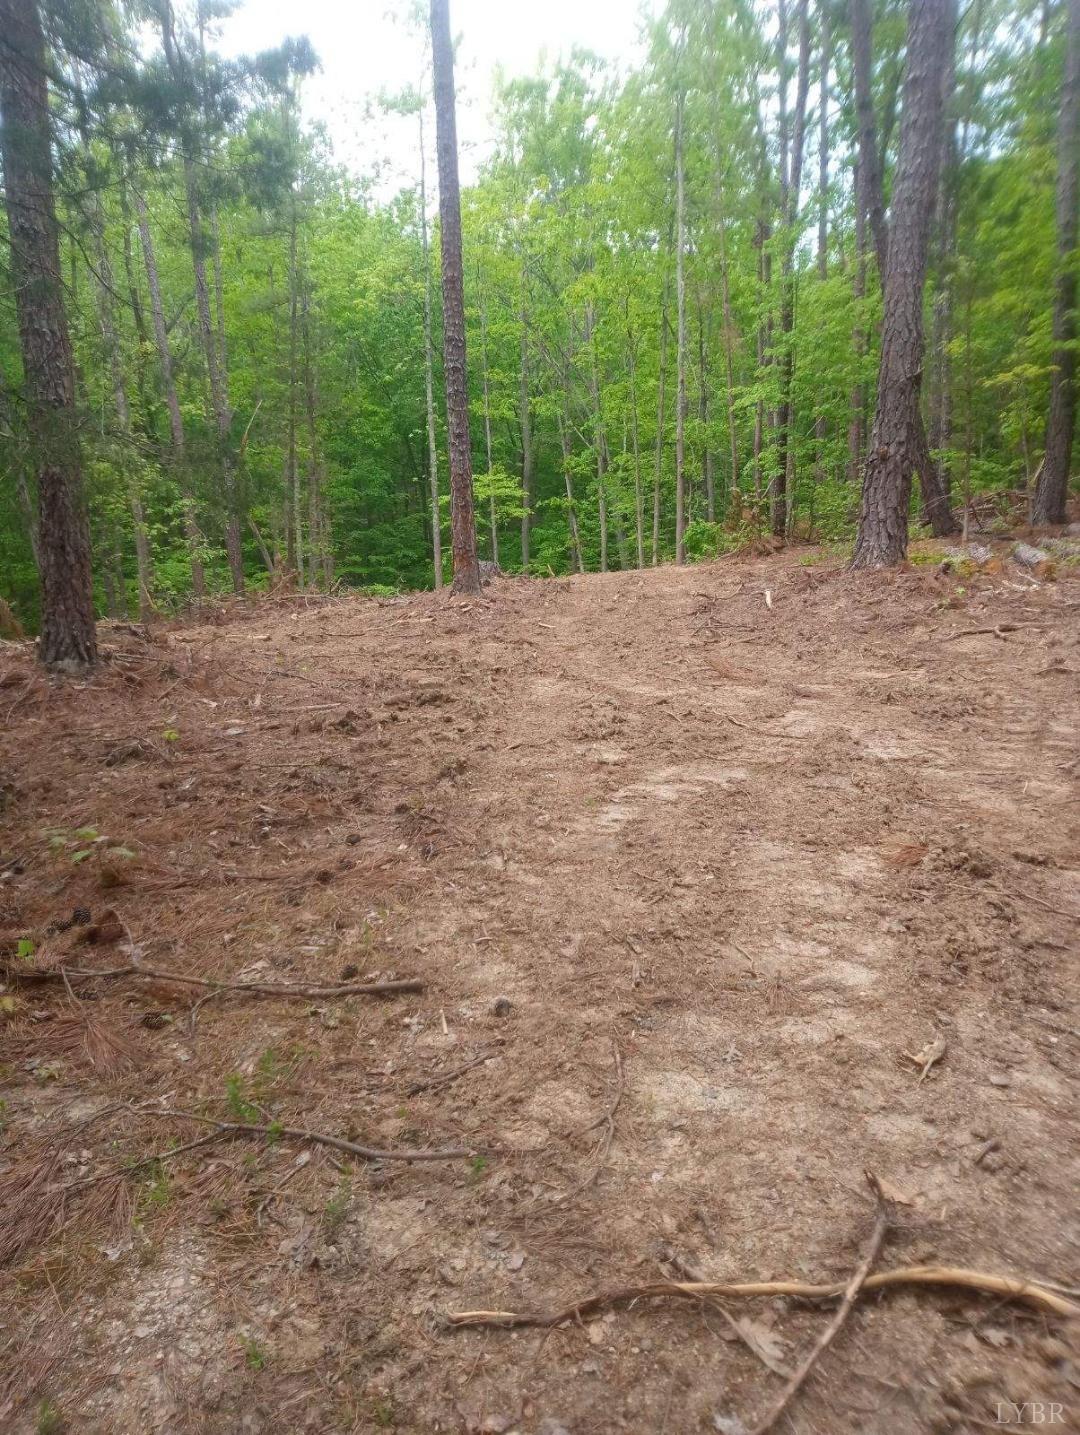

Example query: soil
[0,545,1077,1435]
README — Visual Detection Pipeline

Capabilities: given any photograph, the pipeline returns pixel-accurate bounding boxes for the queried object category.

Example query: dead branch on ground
[4,959,423,1002]
[746,1172,888,1435]
[447,1266,1080,1328]
[155,1108,480,1163]
[551,1042,626,1205]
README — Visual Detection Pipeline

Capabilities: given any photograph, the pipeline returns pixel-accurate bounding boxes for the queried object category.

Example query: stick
[551,1042,626,1205]
[746,1173,888,1434]
[723,713,811,739]
[157,1108,479,1163]
[406,1051,496,1096]
[447,1266,1080,1328]
[7,961,423,1000]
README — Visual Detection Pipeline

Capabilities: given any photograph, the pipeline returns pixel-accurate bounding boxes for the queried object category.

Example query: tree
[1032,0,1080,525]
[851,0,957,568]
[429,0,481,594]
[0,0,97,669]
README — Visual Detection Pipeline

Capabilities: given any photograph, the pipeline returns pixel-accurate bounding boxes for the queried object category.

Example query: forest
[1,0,1077,647]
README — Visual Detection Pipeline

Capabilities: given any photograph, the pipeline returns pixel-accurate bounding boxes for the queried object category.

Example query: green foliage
[0,0,1070,630]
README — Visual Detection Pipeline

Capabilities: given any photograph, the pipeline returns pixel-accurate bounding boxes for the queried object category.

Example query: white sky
[219,0,653,192]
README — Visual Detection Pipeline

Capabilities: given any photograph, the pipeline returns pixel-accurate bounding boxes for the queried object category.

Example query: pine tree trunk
[848,157,868,483]
[301,290,331,586]
[674,90,688,565]
[430,0,481,594]
[419,104,443,588]
[852,0,957,568]
[717,201,740,500]
[849,0,957,536]
[0,0,97,670]
[586,305,610,572]
[1032,0,1080,525]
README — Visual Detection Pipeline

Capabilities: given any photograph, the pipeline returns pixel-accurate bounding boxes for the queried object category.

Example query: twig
[158,1108,480,1163]
[406,1051,496,1096]
[992,882,1080,922]
[723,713,811,739]
[665,1253,792,1376]
[943,623,1039,642]
[8,960,423,1001]
[746,1172,888,1434]
[446,1266,1080,1327]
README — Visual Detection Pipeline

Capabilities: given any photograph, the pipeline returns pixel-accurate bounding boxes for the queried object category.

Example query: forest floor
[1,541,1078,1435]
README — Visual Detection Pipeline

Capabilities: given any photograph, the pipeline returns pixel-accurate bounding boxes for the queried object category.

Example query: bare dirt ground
[1,546,1078,1435]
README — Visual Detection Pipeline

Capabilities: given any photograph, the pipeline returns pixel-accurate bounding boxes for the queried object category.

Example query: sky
[219,0,654,193]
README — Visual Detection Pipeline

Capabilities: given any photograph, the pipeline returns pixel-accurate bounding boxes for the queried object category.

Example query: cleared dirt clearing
[1,551,1077,1433]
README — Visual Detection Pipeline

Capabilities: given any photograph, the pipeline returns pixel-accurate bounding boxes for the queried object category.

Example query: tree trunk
[558,409,585,574]
[852,0,957,568]
[674,90,688,564]
[519,308,534,570]
[716,196,740,500]
[0,0,97,670]
[134,187,206,597]
[419,104,443,588]
[301,290,332,586]
[585,305,610,572]
[654,280,670,564]
[286,143,304,591]
[1032,0,1080,525]
[814,4,831,486]
[848,157,868,483]
[626,309,646,567]
[773,0,811,538]
[479,285,498,565]
[430,0,481,594]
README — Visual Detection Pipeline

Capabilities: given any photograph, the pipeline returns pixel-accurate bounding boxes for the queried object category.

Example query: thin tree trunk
[717,200,740,500]
[654,284,670,564]
[698,298,715,523]
[430,0,481,594]
[814,4,831,487]
[558,409,585,574]
[478,284,498,565]
[848,157,869,483]
[301,290,331,585]
[519,306,534,570]
[675,89,688,564]
[88,191,154,619]
[774,0,811,539]
[584,305,610,572]
[134,187,205,597]
[419,103,443,588]
[0,0,97,670]
[1032,0,1080,525]
[852,0,957,568]
[626,308,646,567]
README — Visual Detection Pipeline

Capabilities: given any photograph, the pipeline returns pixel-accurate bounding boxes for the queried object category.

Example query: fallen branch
[723,713,811,739]
[447,1265,1080,1328]
[943,623,1036,642]
[406,1051,497,1096]
[747,1172,888,1434]
[158,1108,479,1163]
[6,960,423,1001]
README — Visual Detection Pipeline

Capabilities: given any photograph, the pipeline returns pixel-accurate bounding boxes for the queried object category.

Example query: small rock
[988,1072,1011,1087]
[492,996,513,1017]
[507,1251,525,1271]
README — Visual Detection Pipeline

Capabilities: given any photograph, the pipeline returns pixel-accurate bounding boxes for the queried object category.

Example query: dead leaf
[903,1035,947,1083]
[733,1316,793,1377]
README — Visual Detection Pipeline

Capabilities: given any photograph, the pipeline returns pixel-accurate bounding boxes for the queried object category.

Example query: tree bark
[418,103,443,588]
[852,0,957,568]
[430,0,481,594]
[653,276,670,564]
[585,305,610,572]
[626,306,646,567]
[478,285,498,565]
[0,0,97,670]
[1032,0,1080,525]
[558,408,585,574]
